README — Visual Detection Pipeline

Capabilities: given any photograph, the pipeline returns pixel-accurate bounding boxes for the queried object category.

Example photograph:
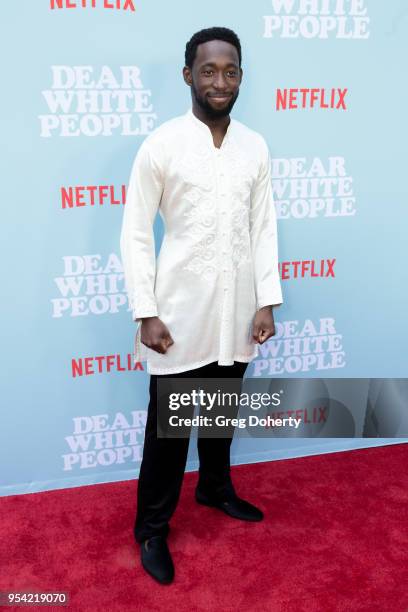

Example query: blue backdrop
[1,0,407,496]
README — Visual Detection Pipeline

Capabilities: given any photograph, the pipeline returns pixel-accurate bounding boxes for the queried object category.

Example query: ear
[182,65,192,87]
[239,67,243,85]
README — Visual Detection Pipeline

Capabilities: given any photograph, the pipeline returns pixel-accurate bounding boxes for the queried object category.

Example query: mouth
[207,93,233,102]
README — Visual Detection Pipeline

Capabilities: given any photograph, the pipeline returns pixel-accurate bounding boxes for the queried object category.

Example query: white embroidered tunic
[120,108,283,374]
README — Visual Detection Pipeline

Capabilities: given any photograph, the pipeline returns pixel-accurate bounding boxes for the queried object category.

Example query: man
[120,27,283,585]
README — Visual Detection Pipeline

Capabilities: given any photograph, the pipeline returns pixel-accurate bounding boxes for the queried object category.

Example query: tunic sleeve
[249,140,283,311]
[120,140,164,322]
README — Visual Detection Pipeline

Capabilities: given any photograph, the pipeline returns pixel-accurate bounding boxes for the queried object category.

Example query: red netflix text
[61,185,126,209]
[72,353,143,377]
[279,259,336,280]
[265,406,328,425]
[276,88,347,110]
[50,0,135,10]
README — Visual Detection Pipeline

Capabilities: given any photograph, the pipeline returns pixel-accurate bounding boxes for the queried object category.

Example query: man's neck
[191,103,231,135]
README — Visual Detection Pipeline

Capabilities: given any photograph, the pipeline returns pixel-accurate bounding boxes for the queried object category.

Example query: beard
[191,80,240,119]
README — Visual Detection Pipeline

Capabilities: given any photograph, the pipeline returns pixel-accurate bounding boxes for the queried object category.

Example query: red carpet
[1,443,408,611]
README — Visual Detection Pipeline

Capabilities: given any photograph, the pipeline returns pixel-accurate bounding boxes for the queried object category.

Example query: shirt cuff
[131,295,159,322]
[257,296,283,310]
[133,311,159,323]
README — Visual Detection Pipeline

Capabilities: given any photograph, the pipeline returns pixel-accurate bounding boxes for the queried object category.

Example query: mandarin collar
[186,107,234,147]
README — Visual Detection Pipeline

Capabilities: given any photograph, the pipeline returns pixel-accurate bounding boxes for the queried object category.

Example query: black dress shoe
[195,488,264,522]
[140,535,174,584]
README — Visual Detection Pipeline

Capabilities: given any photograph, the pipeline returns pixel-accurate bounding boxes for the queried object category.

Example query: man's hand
[139,317,174,354]
[252,306,276,344]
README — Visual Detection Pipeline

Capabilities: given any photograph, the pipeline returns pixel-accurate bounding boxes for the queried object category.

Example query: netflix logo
[276,88,347,111]
[279,258,336,280]
[50,0,135,10]
[61,184,127,209]
[264,406,328,426]
[72,352,143,376]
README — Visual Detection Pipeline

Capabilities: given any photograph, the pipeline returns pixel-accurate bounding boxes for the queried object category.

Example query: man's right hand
[139,317,174,354]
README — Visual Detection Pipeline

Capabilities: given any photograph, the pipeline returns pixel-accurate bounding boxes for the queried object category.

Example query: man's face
[183,39,243,119]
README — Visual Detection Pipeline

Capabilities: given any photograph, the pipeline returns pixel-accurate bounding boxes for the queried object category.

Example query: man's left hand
[252,306,276,344]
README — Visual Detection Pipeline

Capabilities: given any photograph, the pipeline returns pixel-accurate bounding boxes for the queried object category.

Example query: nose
[213,72,228,90]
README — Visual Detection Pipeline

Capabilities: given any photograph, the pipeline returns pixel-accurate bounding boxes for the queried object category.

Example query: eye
[227,70,238,77]
[203,69,214,76]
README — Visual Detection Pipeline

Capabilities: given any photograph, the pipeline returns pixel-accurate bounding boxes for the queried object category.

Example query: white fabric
[120,108,283,374]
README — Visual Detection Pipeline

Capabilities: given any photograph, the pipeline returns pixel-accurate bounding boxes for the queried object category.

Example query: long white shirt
[120,108,283,374]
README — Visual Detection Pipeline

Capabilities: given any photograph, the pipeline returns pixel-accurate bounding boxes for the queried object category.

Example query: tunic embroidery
[180,144,218,279]
[179,136,256,280]
[120,108,283,375]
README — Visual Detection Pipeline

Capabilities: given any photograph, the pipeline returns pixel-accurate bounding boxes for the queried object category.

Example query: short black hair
[185,27,242,69]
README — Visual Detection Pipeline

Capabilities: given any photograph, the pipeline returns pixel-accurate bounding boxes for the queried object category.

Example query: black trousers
[134,360,248,543]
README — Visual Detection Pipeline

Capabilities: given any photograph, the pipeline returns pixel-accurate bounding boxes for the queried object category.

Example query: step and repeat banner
[1,1,407,496]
